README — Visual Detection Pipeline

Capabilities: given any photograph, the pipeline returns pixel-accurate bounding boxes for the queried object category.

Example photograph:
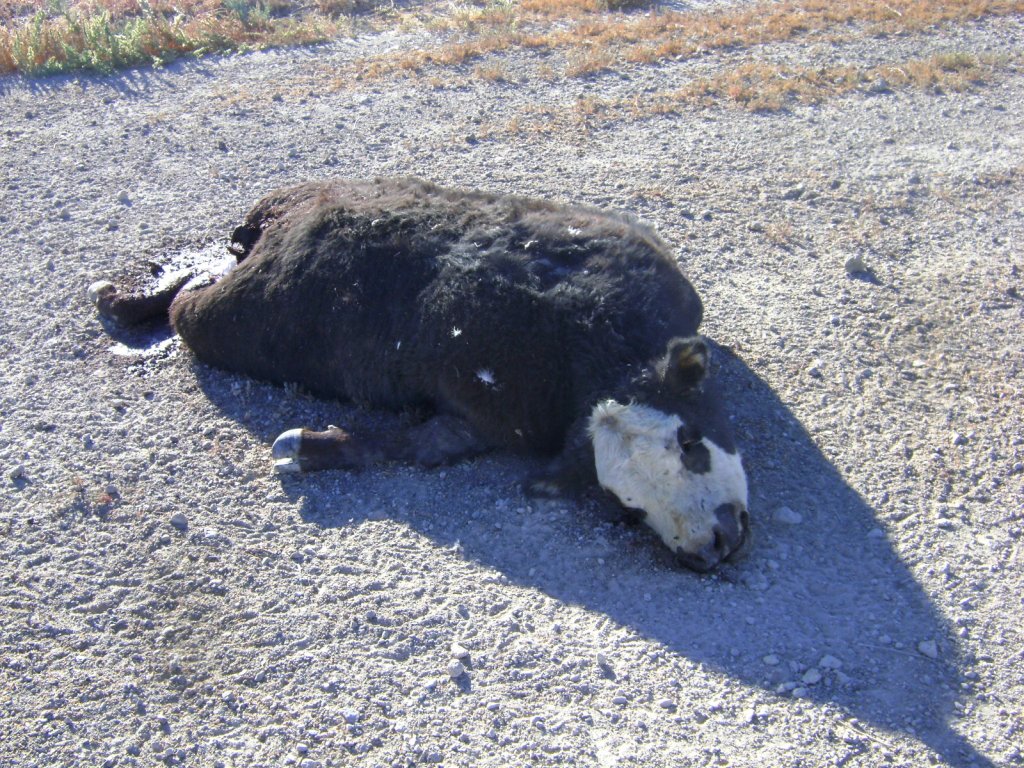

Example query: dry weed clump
[0,0,395,75]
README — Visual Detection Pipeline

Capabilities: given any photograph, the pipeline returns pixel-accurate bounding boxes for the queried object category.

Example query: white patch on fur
[451,327,462,338]
[588,400,748,554]
[476,369,496,386]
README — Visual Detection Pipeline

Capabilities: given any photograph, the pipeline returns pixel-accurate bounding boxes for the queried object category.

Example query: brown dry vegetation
[360,0,1024,80]
[0,0,395,74]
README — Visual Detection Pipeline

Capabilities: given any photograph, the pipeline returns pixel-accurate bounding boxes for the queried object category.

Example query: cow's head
[588,337,749,571]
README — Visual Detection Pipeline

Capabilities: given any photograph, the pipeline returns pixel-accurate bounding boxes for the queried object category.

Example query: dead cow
[90,177,750,571]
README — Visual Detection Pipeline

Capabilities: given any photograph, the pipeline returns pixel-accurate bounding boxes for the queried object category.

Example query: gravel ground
[1,6,1023,767]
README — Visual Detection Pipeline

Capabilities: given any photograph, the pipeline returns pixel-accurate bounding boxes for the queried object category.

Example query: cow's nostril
[712,528,727,554]
[713,502,743,553]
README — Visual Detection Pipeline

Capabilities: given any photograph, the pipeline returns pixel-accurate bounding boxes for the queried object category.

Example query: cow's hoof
[88,280,117,307]
[272,428,305,473]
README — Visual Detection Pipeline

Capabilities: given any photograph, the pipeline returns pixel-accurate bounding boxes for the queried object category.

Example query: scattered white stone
[658,698,676,710]
[763,654,780,666]
[450,642,470,659]
[447,659,466,679]
[801,668,822,685]
[117,190,132,205]
[806,359,824,378]
[8,465,25,481]
[773,506,802,525]
[917,640,939,659]
[612,695,629,706]
[169,513,188,531]
[791,686,810,698]
[819,655,843,670]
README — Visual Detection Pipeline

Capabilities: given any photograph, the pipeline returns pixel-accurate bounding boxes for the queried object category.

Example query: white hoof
[87,280,116,306]
[272,428,304,473]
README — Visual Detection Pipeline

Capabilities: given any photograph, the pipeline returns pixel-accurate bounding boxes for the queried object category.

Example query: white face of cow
[586,338,750,571]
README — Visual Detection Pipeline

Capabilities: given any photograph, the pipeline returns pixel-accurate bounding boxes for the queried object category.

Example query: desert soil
[1,4,1022,767]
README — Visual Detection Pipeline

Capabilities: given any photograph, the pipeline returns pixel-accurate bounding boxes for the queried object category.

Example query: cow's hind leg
[89,272,196,326]
[272,414,489,473]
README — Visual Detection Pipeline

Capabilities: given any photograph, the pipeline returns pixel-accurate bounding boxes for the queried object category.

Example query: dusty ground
[1,3,1023,767]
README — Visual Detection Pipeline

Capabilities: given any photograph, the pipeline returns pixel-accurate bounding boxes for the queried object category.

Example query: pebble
[819,654,842,669]
[801,668,822,685]
[611,695,629,706]
[8,465,25,481]
[917,640,939,659]
[773,506,802,525]
[117,190,132,205]
[780,184,805,201]
[844,255,869,274]
[658,698,676,710]
[450,642,470,659]
[867,77,892,94]
[447,659,466,678]
[763,654,780,666]
[169,513,188,531]
[805,360,823,378]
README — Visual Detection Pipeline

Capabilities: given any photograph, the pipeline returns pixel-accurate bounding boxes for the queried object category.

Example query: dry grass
[360,0,1024,80]
[489,51,1001,137]
[3,0,1021,78]
[0,0,393,75]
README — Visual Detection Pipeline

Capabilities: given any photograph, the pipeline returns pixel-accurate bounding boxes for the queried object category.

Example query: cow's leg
[88,271,197,326]
[272,413,489,473]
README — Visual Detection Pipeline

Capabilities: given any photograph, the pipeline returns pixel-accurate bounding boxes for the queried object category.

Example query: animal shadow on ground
[188,343,987,768]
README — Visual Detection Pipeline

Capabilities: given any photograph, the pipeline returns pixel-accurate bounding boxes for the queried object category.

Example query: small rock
[450,642,470,659]
[117,190,132,205]
[658,698,676,710]
[917,640,939,659]
[763,654,780,666]
[806,359,824,378]
[867,77,892,94]
[845,255,869,275]
[8,465,25,481]
[169,513,188,531]
[447,659,466,678]
[819,654,842,670]
[780,184,805,201]
[867,528,885,538]
[773,506,802,525]
[802,668,822,685]
[612,695,629,706]
[296,743,309,754]
[791,686,810,698]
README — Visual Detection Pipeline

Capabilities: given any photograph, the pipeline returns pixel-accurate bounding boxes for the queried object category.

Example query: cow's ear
[659,336,708,394]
